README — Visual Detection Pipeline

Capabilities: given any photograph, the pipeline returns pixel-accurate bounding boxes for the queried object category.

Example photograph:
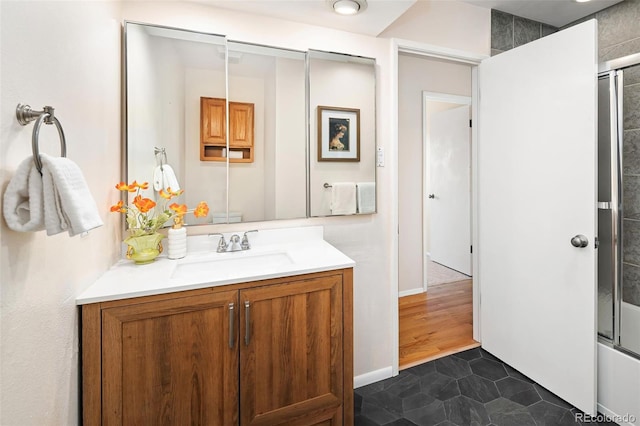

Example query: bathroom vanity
[77,227,354,425]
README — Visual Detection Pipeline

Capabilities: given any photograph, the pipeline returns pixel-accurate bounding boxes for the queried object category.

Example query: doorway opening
[397,53,479,369]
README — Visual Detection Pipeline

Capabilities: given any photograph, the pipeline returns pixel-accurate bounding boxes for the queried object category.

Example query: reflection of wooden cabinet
[201,97,226,144]
[200,97,254,163]
[82,269,353,426]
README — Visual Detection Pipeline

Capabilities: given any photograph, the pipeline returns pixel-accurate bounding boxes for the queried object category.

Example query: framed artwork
[317,106,360,162]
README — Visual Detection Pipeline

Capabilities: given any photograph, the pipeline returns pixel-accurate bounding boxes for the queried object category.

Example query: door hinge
[595,237,599,249]
[470,245,473,254]
[469,119,472,128]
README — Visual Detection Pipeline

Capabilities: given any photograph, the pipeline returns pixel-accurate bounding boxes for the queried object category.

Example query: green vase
[124,233,165,265]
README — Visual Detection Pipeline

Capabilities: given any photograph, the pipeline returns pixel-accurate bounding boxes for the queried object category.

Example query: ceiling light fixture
[574,0,592,2]
[332,0,367,15]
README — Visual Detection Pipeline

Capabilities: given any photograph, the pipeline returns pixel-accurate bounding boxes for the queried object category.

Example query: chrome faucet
[228,234,242,252]
[209,230,258,253]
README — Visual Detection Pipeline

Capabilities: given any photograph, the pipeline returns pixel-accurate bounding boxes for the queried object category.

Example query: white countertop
[76,226,355,305]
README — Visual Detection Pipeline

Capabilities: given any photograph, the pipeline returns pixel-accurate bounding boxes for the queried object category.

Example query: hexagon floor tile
[354,348,618,426]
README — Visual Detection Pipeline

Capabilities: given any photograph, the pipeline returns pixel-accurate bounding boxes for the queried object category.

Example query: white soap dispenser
[168,215,187,259]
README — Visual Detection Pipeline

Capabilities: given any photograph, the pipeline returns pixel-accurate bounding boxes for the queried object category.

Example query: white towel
[40,153,103,236]
[330,182,357,215]
[2,156,45,232]
[153,166,163,192]
[153,164,180,192]
[163,165,180,192]
[356,182,376,214]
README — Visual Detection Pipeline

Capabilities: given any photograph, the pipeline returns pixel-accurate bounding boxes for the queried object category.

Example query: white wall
[397,54,472,294]
[0,2,122,425]
[380,0,491,56]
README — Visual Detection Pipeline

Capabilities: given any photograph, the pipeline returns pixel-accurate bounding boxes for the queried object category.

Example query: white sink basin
[172,250,294,281]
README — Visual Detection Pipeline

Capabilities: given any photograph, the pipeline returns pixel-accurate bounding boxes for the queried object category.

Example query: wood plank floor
[399,279,479,370]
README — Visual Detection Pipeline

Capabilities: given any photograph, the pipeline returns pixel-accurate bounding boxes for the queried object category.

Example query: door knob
[570,234,589,248]
[428,194,435,199]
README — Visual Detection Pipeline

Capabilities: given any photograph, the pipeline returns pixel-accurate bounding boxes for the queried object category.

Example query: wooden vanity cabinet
[240,274,345,426]
[98,290,239,425]
[81,269,353,426]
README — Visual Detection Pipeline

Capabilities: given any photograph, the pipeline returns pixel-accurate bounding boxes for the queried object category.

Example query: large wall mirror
[124,21,376,228]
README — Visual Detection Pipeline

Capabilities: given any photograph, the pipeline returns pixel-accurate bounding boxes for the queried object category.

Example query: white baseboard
[354,366,394,389]
[399,288,424,298]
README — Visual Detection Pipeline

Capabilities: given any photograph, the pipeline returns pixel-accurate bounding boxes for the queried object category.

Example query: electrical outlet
[377,147,384,167]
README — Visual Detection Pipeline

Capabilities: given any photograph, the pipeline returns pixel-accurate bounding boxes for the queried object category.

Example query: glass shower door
[599,55,640,359]
[597,74,615,340]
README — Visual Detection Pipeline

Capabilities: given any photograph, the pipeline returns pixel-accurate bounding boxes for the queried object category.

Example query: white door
[429,105,472,276]
[478,20,597,414]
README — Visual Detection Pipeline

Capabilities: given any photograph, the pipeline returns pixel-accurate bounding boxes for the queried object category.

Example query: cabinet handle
[229,303,235,349]
[244,300,251,346]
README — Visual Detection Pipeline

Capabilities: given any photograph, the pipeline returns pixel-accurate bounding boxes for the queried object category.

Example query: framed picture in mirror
[317,106,360,162]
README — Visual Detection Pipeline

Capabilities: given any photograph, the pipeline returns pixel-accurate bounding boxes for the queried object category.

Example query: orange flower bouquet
[110,181,209,237]
[110,181,209,264]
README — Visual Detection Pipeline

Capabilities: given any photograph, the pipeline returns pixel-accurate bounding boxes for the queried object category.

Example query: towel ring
[154,147,167,171]
[16,104,67,174]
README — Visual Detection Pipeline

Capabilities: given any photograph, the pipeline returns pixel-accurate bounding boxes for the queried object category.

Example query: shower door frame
[598,52,640,360]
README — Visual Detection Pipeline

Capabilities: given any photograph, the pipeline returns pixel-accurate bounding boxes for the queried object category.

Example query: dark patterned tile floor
[354,348,619,426]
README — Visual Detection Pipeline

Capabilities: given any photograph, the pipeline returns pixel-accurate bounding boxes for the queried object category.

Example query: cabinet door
[102,290,239,426]
[240,274,344,426]
[201,97,226,144]
[229,102,254,147]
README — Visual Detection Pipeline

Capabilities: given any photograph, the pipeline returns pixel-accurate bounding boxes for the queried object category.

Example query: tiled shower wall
[572,0,640,62]
[622,63,640,307]
[490,1,640,307]
[490,10,557,56]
